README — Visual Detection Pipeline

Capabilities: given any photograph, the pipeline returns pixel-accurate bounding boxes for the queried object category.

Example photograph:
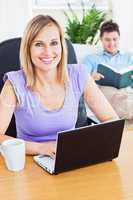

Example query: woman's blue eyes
[35,41,58,47]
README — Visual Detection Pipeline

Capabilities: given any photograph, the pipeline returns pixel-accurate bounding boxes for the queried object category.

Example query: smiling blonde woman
[0,15,118,156]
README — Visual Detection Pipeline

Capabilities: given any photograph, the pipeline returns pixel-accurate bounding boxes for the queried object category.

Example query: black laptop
[34,119,125,174]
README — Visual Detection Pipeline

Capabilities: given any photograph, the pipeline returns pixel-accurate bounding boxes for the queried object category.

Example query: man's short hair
[100,20,120,37]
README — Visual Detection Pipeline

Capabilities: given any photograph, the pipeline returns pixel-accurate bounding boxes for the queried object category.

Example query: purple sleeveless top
[4,64,88,142]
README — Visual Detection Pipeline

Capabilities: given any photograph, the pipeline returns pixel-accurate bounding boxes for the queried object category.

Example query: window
[32,0,110,11]
[32,0,113,29]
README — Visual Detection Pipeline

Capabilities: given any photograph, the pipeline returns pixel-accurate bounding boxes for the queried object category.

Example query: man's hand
[92,72,104,81]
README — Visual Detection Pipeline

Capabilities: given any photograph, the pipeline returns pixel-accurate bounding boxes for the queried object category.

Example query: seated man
[83,20,133,120]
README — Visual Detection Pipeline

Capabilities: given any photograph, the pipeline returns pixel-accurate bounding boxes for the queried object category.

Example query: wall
[33,1,133,52]
[112,0,133,51]
[32,8,88,35]
[0,0,32,42]
[32,8,67,30]
[0,0,133,51]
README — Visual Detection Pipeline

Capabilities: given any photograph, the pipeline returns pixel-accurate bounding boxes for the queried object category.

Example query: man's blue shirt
[83,50,133,74]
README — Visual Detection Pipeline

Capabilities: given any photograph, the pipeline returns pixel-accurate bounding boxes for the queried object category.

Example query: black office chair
[0,37,96,137]
[66,39,97,127]
[0,38,21,137]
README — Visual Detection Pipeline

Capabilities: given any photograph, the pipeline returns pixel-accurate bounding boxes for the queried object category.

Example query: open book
[96,64,133,89]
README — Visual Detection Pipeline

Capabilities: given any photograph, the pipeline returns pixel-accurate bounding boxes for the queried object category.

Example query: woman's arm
[0,80,17,136]
[84,76,119,122]
[0,80,55,156]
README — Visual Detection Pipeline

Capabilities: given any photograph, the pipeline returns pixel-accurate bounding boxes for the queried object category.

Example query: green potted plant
[64,1,106,45]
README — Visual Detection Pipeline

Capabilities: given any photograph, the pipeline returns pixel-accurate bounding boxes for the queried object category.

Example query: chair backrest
[0,37,21,91]
[65,39,88,127]
[65,39,77,64]
[0,37,88,137]
[0,38,21,137]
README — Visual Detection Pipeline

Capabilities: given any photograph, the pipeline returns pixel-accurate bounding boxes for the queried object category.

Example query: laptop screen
[54,119,125,174]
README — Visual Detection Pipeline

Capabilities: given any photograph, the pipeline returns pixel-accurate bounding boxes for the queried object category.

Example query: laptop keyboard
[34,155,55,173]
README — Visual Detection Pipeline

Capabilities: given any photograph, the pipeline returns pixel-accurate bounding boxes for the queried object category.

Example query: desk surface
[0,129,133,200]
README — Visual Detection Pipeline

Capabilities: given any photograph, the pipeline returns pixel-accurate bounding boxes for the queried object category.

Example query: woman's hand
[37,141,56,156]
[25,141,56,156]
[92,72,104,81]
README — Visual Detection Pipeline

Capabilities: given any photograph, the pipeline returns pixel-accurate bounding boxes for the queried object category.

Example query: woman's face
[30,23,62,72]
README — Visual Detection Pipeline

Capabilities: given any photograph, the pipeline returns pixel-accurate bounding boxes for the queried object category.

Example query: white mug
[0,138,25,172]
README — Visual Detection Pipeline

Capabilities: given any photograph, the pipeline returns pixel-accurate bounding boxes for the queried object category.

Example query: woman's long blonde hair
[20,15,67,88]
